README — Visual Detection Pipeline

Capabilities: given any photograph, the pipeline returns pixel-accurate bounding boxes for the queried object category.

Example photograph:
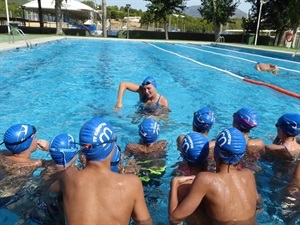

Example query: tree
[199,0,240,40]
[288,0,300,47]
[144,0,187,40]
[55,0,65,35]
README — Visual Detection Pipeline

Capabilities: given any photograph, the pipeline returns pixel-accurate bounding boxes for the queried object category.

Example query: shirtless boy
[0,124,49,176]
[49,117,153,225]
[169,127,261,225]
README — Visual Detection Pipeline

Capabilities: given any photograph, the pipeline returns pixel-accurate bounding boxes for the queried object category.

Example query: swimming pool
[0,38,299,224]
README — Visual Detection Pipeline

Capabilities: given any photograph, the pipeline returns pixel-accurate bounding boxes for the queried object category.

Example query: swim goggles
[78,135,118,150]
[110,145,121,167]
[0,126,37,146]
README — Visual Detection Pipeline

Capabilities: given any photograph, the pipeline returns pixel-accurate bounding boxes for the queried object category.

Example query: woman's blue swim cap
[214,127,246,165]
[3,124,36,154]
[181,132,209,167]
[139,118,159,145]
[141,76,157,88]
[50,133,79,167]
[277,113,300,136]
[79,118,116,162]
[110,145,121,173]
[193,107,215,132]
[233,108,259,132]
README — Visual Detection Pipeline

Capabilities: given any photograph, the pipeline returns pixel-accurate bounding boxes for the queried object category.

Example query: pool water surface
[0,38,299,225]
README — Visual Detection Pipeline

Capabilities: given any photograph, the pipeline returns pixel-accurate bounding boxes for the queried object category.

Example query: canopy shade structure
[23,0,100,21]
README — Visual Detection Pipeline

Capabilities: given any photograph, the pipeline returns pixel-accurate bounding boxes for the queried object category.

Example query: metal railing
[9,26,32,48]
[292,47,299,57]
[215,35,225,44]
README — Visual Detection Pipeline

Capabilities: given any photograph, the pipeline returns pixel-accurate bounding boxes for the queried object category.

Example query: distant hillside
[184,5,247,19]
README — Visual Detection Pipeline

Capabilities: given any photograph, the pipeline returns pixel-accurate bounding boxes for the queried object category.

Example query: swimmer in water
[49,117,153,225]
[170,132,212,225]
[169,127,262,225]
[176,107,216,170]
[114,76,169,115]
[0,124,50,176]
[255,62,279,75]
[266,113,300,160]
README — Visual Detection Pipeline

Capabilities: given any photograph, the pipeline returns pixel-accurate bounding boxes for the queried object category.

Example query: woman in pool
[114,76,169,115]
[265,113,300,160]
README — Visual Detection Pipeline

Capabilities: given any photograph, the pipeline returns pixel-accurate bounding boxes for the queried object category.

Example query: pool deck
[0,33,298,56]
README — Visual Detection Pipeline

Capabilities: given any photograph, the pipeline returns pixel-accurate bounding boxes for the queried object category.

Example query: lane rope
[146,42,300,100]
[176,44,300,74]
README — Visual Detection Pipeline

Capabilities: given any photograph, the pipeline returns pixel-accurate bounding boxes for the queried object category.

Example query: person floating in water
[0,124,50,176]
[49,117,153,225]
[255,62,279,75]
[169,127,262,225]
[114,76,170,115]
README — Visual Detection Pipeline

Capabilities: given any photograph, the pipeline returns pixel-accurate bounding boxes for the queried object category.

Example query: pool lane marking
[147,43,300,100]
[203,45,300,66]
[176,44,300,74]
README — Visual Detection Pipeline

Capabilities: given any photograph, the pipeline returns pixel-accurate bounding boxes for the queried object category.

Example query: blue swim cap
[3,124,36,154]
[277,113,300,136]
[233,108,259,132]
[139,118,159,144]
[50,133,79,167]
[79,118,116,162]
[181,132,209,167]
[110,145,121,173]
[193,107,215,132]
[214,127,246,164]
[141,76,157,88]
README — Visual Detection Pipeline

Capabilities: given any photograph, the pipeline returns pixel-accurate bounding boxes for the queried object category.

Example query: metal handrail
[215,35,225,44]
[292,47,299,57]
[9,26,32,48]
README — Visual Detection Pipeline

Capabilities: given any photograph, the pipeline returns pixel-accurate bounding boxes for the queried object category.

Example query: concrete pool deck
[0,33,298,57]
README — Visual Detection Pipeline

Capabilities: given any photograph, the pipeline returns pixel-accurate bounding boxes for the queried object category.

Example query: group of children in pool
[0,76,299,225]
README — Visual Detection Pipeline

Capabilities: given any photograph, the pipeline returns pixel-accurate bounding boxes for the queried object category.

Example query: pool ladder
[9,26,32,48]
[215,35,225,44]
[292,47,299,57]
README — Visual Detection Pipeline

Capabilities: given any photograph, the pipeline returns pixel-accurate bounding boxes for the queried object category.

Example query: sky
[99,0,252,13]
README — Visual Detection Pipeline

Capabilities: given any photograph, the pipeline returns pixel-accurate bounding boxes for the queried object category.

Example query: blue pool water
[0,38,300,225]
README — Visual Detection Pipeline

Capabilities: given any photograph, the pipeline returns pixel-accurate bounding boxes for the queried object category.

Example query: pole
[126,4,131,39]
[102,0,107,38]
[168,15,171,31]
[5,0,10,36]
[254,0,263,45]
[21,6,26,26]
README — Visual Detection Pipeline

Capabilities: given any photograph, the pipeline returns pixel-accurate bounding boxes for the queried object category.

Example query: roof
[23,0,100,21]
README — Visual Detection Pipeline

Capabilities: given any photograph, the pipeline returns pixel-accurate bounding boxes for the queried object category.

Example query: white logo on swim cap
[182,135,193,154]
[93,123,113,146]
[218,129,231,147]
[18,125,29,141]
